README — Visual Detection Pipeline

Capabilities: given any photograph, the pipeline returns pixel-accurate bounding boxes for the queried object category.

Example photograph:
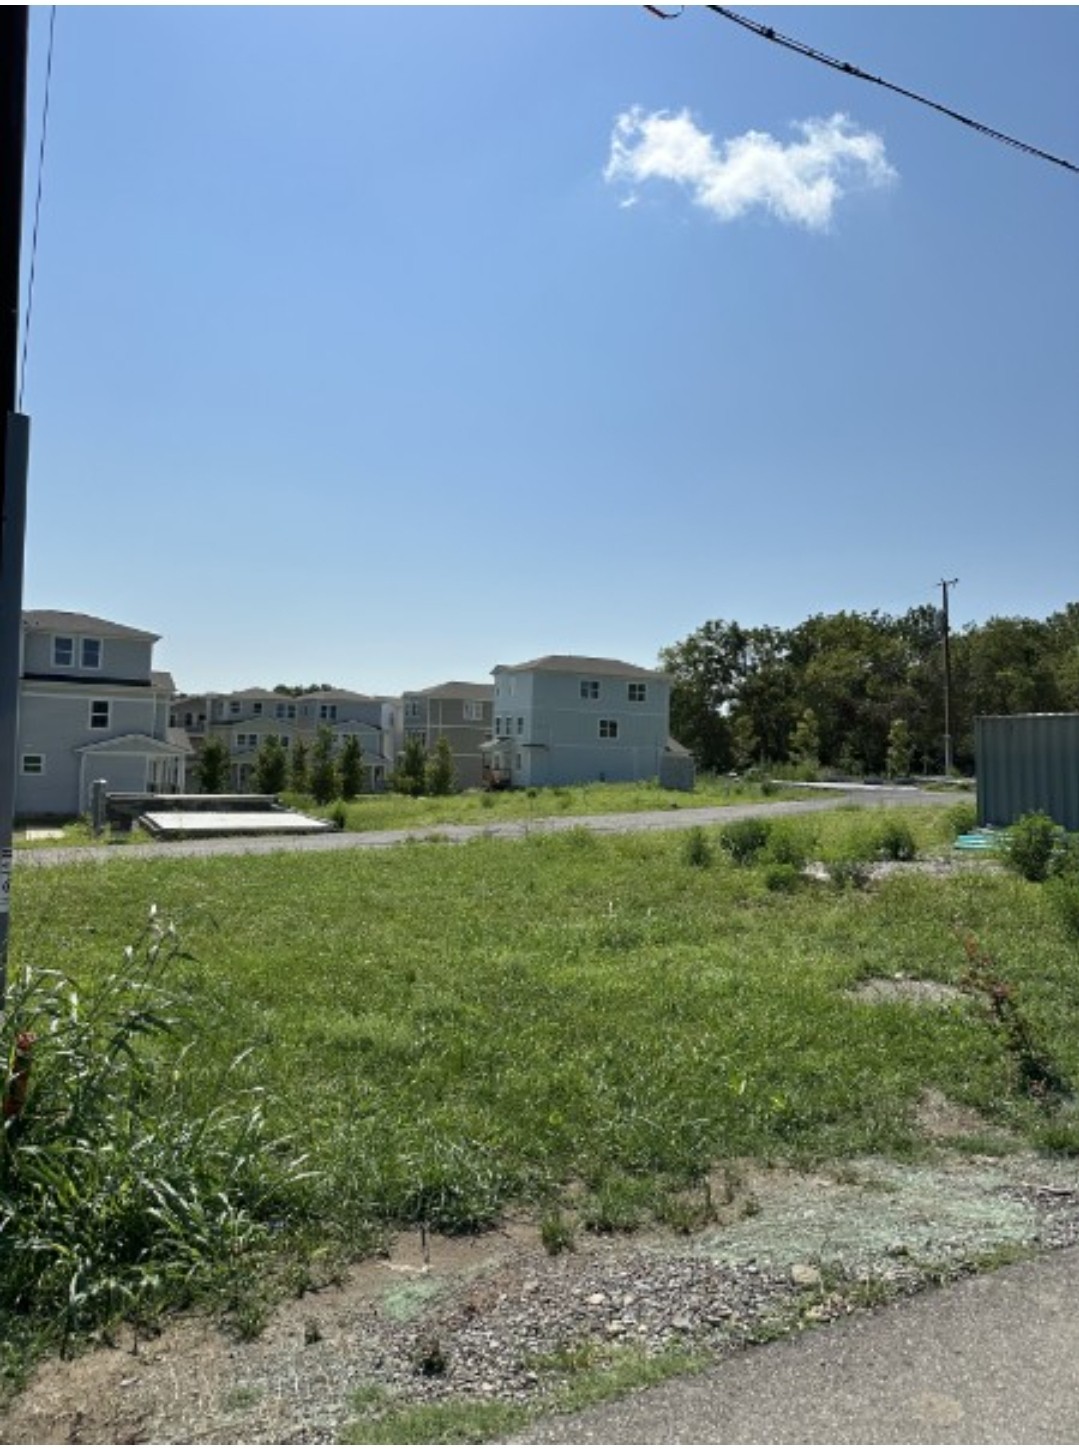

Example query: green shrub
[763,863,802,894]
[872,817,917,862]
[944,800,978,839]
[764,821,813,870]
[681,826,713,869]
[719,817,772,866]
[1047,876,1079,939]
[1001,812,1058,883]
[826,858,872,890]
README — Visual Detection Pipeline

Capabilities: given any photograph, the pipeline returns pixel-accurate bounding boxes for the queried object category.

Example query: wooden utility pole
[939,577,959,777]
[0,6,31,1010]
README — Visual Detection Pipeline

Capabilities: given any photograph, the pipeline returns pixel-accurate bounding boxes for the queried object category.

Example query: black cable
[19,6,57,411]
[658,6,1079,178]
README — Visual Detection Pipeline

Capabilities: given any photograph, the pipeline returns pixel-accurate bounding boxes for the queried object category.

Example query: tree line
[196,727,457,802]
[660,602,1079,776]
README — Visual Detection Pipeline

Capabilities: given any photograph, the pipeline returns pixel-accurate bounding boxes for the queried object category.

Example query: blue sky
[17,5,1079,696]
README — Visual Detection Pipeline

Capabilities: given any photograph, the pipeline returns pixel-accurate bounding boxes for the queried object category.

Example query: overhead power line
[647,6,1079,178]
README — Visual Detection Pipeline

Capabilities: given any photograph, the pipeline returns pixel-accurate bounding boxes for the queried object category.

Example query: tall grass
[0,909,310,1382]
[6,804,1077,1367]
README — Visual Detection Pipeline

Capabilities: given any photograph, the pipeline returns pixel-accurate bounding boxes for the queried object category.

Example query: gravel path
[14,786,949,869]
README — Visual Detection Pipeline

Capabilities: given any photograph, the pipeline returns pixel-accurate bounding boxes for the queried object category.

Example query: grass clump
[1000,812,1059,883]
[719,817,772,865]
[681,826,713,869]
[0,908,309,1383]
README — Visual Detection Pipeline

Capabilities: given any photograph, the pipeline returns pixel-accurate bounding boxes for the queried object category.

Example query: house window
[52,636,74,667]
[252,702,263,716]
[279,735,290,749]
[406,700,421,719]
[21,753,44,775]
[495,716,502,735]
[463,700,484,721]
[319,704,337,721]
[275,702,296,720]
[80,637,102,670]
[517,717,524,735]
[229,701,241,716]
[627,682,647,703]
[236,732,259,750]
[580,680,600,700]
[90,700,110,730]
[515,753,522,769]
[599,718,619,739]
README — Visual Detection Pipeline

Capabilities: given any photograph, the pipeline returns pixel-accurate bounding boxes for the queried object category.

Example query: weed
[681,827,713,869]
[959,933,1072,1101]
[1048,876,1079,939]
[1000,812,1058,882]
[763,863,802,894]
[539,1207,576,1256]
[872,817,917,862]
[719,817,772,865]
[826,858,871,890]
[0,909,309,1371]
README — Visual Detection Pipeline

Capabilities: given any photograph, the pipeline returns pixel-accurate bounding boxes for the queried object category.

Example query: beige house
[399,682,494,790]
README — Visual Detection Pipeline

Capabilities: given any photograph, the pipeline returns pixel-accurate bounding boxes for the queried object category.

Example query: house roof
[151,671,176,692]
[300,689,377,702]
[23,610,159,642]
[494,654,666,681]
[407,681,494,700]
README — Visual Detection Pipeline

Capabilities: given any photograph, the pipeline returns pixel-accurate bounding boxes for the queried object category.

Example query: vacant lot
[4,802,1079,1436]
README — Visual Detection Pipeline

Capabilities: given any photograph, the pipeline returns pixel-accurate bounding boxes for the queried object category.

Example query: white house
[482,654,694,790]
[16,610,188,818]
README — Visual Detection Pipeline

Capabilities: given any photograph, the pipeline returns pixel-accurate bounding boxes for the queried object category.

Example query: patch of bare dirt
[5,1151,1079,1446]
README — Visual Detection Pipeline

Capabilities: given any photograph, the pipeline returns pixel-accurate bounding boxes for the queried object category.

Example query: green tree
[393,736,428,797]
[310,726,339,805]
[789,708,821,769]
[197,735,229,793]
[885,718,914,779]
[289,738,310,795]
[253,734,288,794]
[729,712,759,772]
[338,734,364,800]
[427,735,456,796]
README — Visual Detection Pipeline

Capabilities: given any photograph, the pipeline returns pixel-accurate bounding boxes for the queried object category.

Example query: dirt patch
[5,1151,1079,1445]
[848,976,966,1006]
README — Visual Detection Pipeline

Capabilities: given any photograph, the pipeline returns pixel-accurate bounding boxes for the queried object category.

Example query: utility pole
[938,577,959,777]
[0,6,31,1012]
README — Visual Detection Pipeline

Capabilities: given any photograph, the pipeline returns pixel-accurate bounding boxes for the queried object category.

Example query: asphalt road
[14,784,952,868]
[516,1246,1079,1444]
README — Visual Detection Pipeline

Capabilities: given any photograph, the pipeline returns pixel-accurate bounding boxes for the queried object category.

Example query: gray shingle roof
[407,681,494,699]
[23,610,159,642]
[494,655,665,681]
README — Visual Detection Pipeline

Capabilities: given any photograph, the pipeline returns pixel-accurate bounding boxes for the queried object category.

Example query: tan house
[399,682,494,790]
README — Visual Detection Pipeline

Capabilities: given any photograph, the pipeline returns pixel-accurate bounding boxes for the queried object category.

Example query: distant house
[16,610,188,818]
[172,686,396,792]
[482,655,693,791]
[399,682,493,789]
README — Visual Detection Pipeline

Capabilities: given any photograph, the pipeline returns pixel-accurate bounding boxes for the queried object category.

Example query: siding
[976,714,1079,831]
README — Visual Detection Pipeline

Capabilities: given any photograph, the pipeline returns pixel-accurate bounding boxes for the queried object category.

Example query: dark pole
[939,577,958,777]
[0,6,31,1010]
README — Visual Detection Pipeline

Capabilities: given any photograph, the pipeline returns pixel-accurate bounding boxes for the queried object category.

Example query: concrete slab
[139,810,334,838]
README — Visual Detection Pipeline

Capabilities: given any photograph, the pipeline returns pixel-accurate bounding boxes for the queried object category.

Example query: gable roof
[494,654,666,681]
[406,681,493,700]
[23,610,159,643]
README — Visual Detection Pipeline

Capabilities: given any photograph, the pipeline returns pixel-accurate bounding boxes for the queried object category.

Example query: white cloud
[605,107,896,230]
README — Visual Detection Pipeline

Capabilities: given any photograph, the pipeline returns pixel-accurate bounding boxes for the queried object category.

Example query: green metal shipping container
[975,713,1079,831]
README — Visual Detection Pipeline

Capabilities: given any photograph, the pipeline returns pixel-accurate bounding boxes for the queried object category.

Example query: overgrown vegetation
[7,801,1079,1388]
[0,910,310,1385]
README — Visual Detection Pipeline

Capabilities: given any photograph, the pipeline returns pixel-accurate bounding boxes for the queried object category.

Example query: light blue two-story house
[16,610,188,818]
[483,654,694,790]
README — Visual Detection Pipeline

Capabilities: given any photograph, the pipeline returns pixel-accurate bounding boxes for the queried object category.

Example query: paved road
[14,785,951,868]
[517,1246,1079,1444]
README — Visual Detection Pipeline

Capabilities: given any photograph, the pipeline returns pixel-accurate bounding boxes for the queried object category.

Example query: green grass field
[4,801,1079,1379]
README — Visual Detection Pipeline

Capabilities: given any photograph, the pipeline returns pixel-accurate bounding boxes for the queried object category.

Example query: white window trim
[580,679,600,700]
[599,718,619,740]
[21,753,45,775]
[89,699,110,730]
[80,637,103,670]
[52,635,74,668]
[627,682,647,703]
